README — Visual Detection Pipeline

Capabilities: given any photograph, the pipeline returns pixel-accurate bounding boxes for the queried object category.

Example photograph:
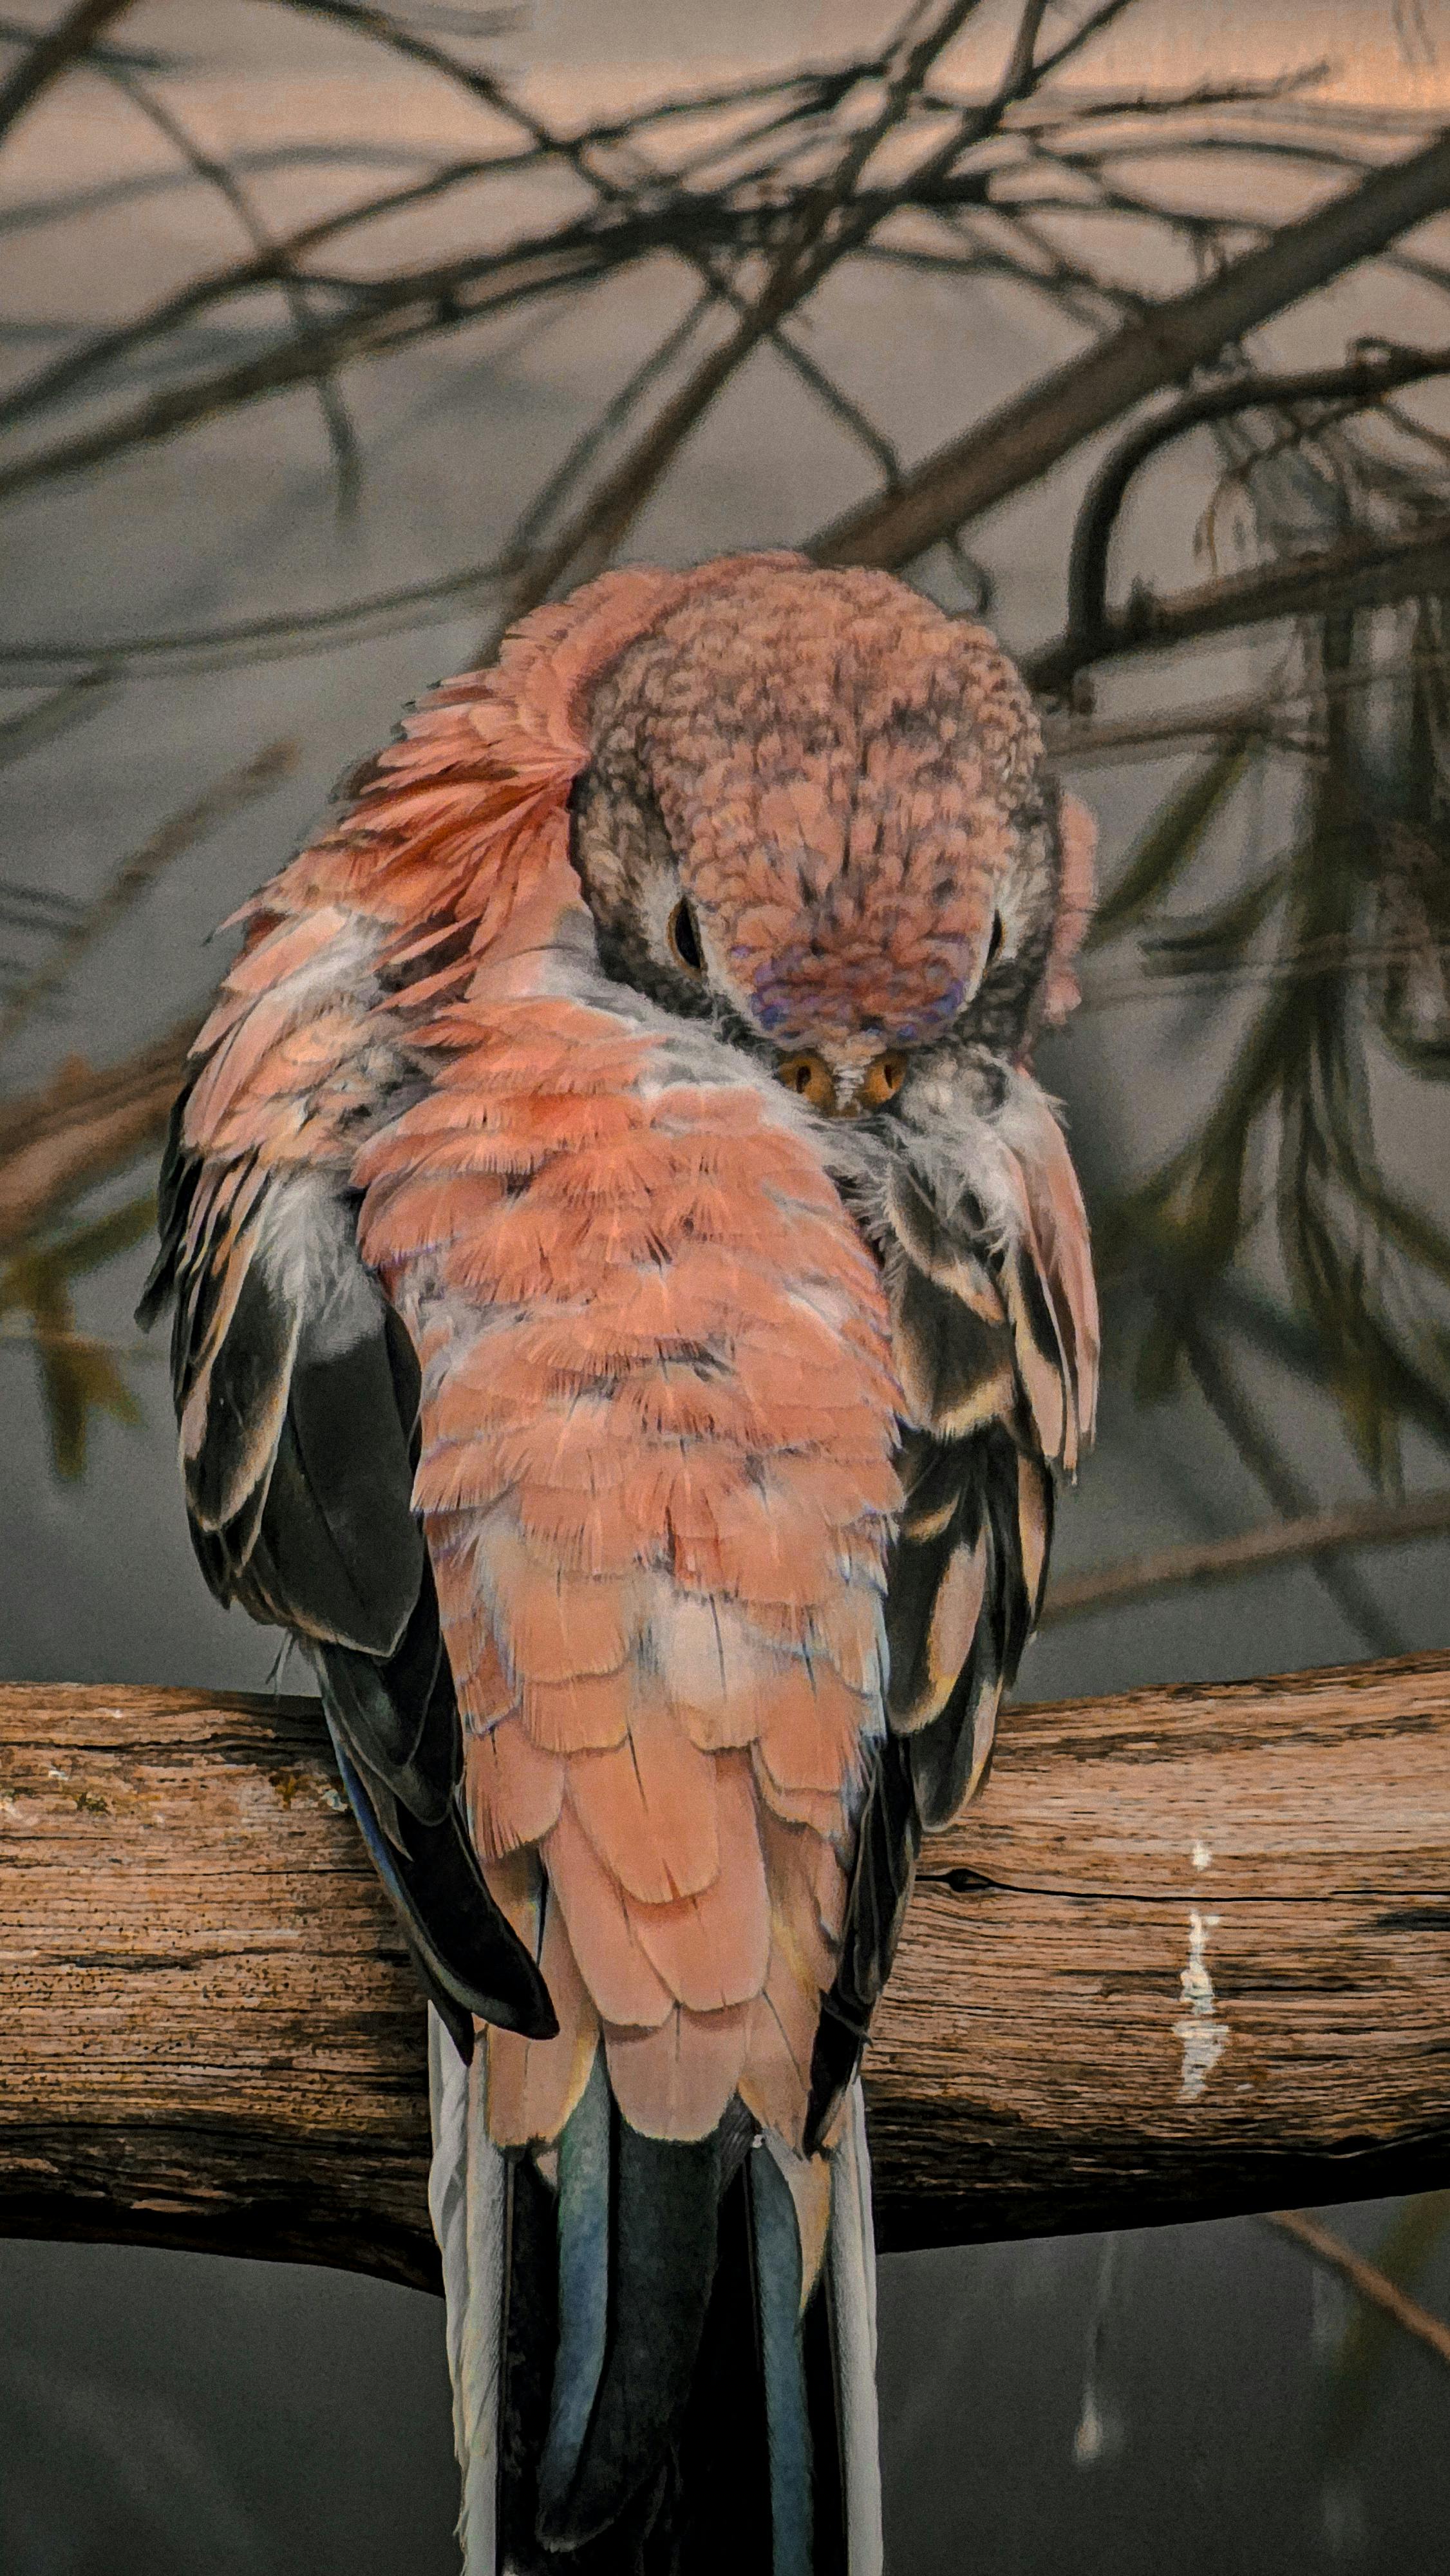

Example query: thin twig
[811,128,1450,569]
[0,553,520,676]
[0,9,191,76]
[1180,1322,1402,1656]
[0,139,458,241]
[1041,516,1450,697]
[998,66,1339,129]
[0,1015,200,1256]
[0,216,640,506]
[0,155,541,437]
[92,57,364,510]
[0,672,108,768]
[1268,2211,1450,2376]
[0,742,296,1059]
[501,292,715,560]
[1047,639,1450,763]
[1043,1491,1450,1622]
[270,0,583,166]
[0,0,133,147]
[1064,346,1450,645]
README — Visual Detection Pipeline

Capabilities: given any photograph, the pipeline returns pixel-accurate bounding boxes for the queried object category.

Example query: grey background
[4,3,1450,2568]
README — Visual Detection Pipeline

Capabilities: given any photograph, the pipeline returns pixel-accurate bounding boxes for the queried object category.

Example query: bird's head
[569,556,1087,1113]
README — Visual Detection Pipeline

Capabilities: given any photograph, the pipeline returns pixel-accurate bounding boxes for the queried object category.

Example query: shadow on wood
[5,1658,1450,2290]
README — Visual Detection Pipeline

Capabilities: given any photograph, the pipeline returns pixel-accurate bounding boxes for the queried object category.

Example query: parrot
[140,551,1097,2576]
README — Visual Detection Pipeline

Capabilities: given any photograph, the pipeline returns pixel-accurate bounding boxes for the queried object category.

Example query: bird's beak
[773,1049,909,1117]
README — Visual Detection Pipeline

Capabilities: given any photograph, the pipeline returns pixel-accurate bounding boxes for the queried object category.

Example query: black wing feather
[142,1082,554,2046]
[807,1400,1053,2148]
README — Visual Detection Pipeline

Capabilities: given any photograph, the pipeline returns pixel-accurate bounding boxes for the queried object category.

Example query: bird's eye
[984,913,1005,970]
[775,1052,837,1113]
[861,1051,908,1109]
[668,898,704,976]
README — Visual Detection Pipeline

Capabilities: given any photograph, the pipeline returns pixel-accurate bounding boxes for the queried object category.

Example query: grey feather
[430,2007,505,2576]
[829,2084,882,2576]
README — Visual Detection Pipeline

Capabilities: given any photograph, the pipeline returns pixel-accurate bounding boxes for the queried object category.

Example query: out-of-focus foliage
[1092,398,1450,1497]
[0,1192,154,1476]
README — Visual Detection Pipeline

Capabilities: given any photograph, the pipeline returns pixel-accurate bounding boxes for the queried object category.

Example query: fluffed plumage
[141,551,1097,2573]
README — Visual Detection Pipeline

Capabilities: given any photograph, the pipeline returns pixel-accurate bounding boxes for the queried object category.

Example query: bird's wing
[138,849,568,2043]
[140,566,697,2045]
[807,1067,1098,2140]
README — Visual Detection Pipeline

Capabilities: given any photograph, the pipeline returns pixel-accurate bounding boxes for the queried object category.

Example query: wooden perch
[5,1657,1450,2292]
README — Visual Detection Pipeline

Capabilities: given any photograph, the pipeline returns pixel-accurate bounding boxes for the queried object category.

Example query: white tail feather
[830,2080,883,2576]
[429,2009,505,2576]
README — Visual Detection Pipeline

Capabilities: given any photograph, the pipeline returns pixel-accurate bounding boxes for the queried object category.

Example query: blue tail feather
[538,2051,612,2508]
[751,2144,815,2576]
[433,2063,878,2571]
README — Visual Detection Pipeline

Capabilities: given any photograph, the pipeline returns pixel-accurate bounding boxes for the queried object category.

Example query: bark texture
[4,1659,1449,2287]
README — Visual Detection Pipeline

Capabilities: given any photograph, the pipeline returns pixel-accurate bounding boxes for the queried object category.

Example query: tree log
[5,1658,1450,2290]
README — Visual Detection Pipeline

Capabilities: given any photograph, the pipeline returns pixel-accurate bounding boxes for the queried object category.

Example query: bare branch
[810,128,1450,570]
[479,0,1063,645]
[1268,2210,1450,2376]
[0,1017,199,1257]
[0,0,133,147]
[1027,504,1450,697]
[3,15,1314,520]
[1043,1490,1450,1622]
[1064,345,1450,645]
[12,1655,1450,2268]
[0,742,296,1059]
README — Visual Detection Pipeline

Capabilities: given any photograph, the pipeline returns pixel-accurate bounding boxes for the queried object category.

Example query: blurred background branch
[1268,2209,1450,2380]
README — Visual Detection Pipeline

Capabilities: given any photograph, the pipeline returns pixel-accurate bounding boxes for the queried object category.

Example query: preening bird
[141,553,1097,2575]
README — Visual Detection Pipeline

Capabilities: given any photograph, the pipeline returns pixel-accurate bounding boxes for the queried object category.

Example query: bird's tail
[427,2011,882,2576]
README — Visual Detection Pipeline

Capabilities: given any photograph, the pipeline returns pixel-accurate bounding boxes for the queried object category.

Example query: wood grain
[5,1660,1450,2286]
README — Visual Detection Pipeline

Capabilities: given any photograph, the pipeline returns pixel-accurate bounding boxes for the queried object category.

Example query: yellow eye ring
[775,1052,837,1113]
[861,1051,908,1109]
